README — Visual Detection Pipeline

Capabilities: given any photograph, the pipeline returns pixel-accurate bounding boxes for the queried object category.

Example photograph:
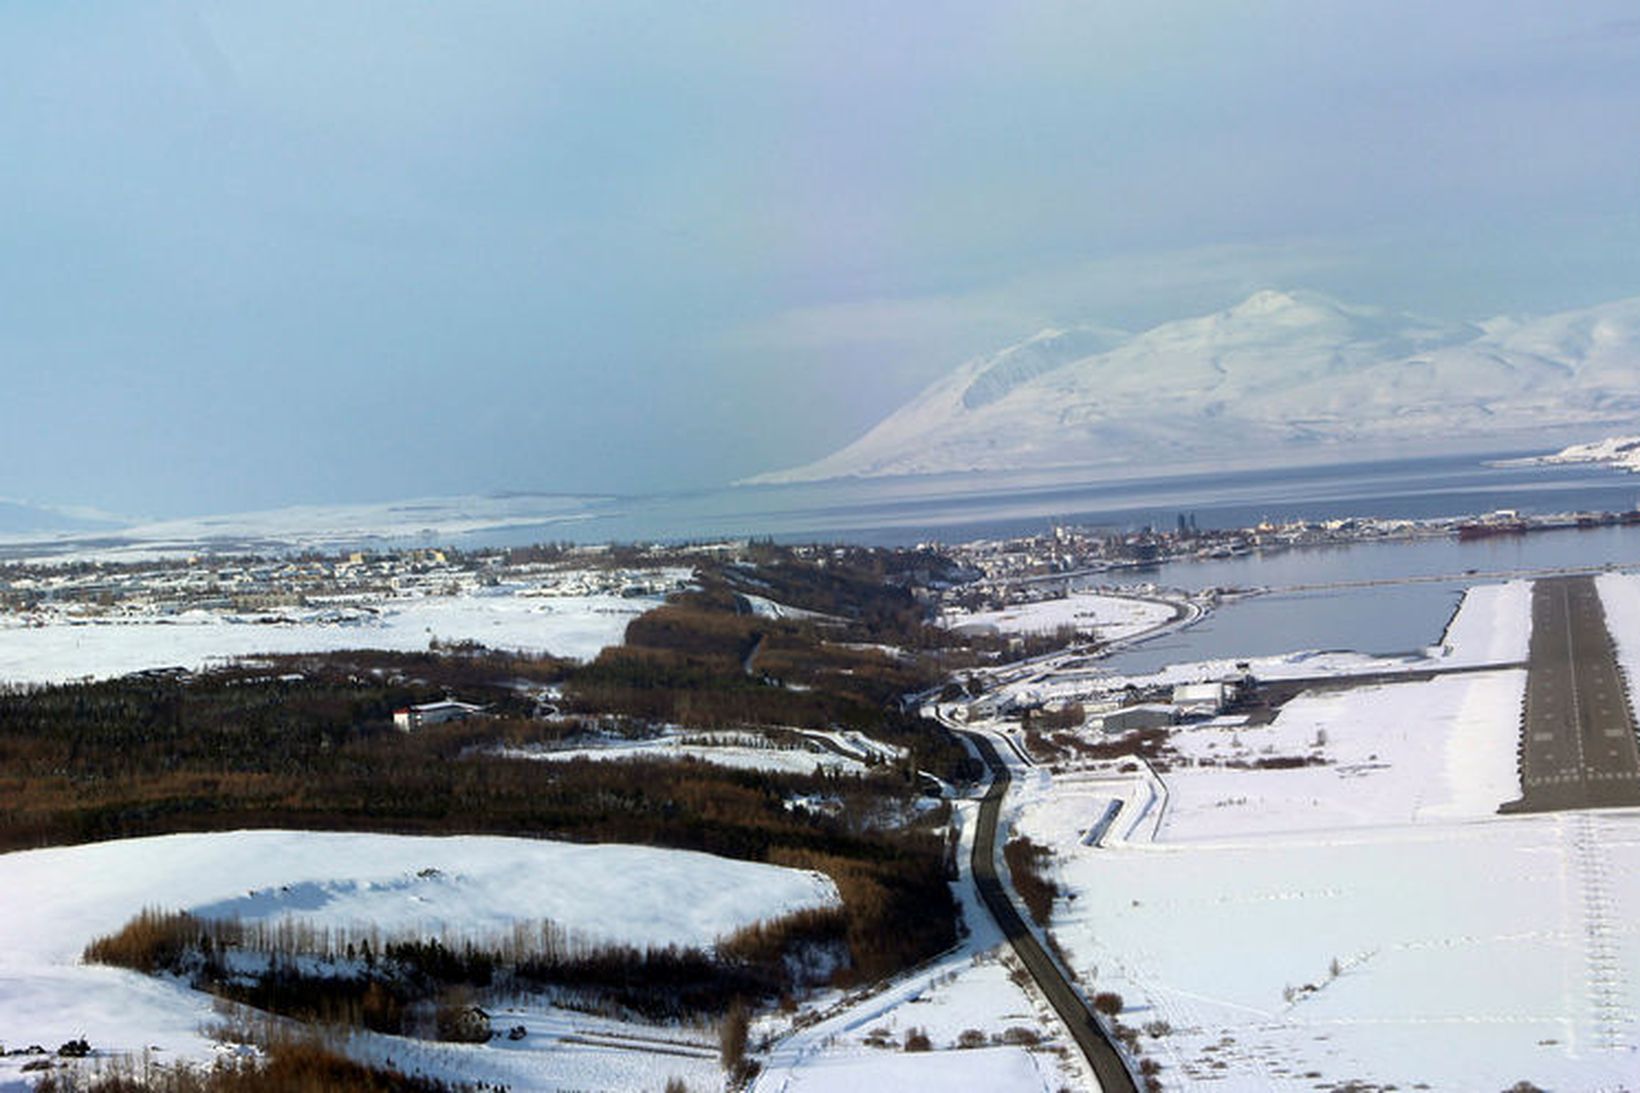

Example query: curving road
[958,727,1137,1093]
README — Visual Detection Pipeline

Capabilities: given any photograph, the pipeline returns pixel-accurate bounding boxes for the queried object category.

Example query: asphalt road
[960,729,1137,1093]
[1506,575,1640,813]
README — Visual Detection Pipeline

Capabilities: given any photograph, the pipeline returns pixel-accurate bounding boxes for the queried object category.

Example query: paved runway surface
[1506,575,1640,812]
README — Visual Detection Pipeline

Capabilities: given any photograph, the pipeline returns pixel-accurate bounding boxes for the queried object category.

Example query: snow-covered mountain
[1505,434,1640,473]
[749,290,1640,483]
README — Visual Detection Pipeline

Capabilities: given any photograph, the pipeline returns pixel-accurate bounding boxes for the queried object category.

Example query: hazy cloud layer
[4,2,1639,513]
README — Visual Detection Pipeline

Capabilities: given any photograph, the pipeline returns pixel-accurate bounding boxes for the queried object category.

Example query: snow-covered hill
[1505,433,1640,472]
[750,290,1640,483]
[0,831,838,1091]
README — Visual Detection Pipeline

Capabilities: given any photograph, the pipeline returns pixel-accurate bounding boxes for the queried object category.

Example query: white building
[393,699,487,732]
[1171,680,1235,715]
[1099,703,1178,734]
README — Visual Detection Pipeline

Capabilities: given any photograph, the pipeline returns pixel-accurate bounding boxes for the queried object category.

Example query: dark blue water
[1091,524,1640,593]
[1098,582,1472,676]
[449,451,1640,674]
[1086,525,1640,674]
[458,450,1640,549]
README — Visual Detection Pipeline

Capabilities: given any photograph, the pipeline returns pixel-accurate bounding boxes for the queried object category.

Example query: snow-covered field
[498,729,872,776]
[771,1038,1056,1093]
[997,577,1640,1090]
[0,831,838,1091]
[0,590,655,685]
[1597,571,1640,688]
[751,796,1074,1093]
[1157,669,1526,840]
[1023,805,1640,1091]
[943,591,1175,642]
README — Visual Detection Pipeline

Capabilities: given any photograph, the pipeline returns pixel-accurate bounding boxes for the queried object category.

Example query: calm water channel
[1088,526,1640,674]
[446,450,1640,675]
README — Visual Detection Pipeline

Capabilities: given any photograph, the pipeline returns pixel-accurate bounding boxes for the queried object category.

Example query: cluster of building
[0,548,688,623]
[967,677,1244,734]
[940,515,1440,589]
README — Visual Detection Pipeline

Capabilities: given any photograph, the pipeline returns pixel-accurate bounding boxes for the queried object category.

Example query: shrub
[434,997,492,1044]
[1092,992,1124,1017]
[83,909,204,975]
[360,982,403,1034]
[956,1028,988,1049]
[719,1000,750,1075]
[28,1036,471,1092]
[903,1027,932,1052]
[1002,836,1059,927]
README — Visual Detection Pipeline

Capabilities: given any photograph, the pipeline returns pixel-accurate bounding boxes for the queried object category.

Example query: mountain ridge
[747,291,1640,484]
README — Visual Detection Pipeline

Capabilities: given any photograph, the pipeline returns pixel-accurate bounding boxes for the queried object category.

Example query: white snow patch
[1432,579,1532,666]
[772,1044,1054,1092]
[943,592,1174,642]
[1017,807,1640,1091]
[0,831,836,1088]
[499,730,869,776]
[1597,570,1640,690]
[1158,669,1525,840]
[0,591,654,685]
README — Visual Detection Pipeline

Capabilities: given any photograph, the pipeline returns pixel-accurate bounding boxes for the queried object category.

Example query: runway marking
[1506,576,1640,813]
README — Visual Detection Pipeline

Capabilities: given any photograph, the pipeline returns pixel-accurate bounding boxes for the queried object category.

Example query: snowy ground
[750,796,1077,1093]
[496,729,872,776]
[768,1033,1058,1093]
[0,831,837,1092]
[1597,571,1640,690]
[739,593,840,624]
[995,578,1640,1090]
[497,725,916,778]
[943,591,1176,643]
[0,589,656,685]
[1157,669,1527,840]
[1023,805,1640,1091]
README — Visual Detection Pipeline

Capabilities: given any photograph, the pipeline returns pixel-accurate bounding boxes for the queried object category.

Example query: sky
[4,2,1640,517]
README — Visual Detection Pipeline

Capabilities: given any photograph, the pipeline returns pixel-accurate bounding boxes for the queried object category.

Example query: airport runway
[1506,575,1640,813]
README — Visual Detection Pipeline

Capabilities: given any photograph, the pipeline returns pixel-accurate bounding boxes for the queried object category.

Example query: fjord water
[480,450,1640,549]
[1088,526,1640,675]
[1093,581,1474,676]
[471,451,1640,675]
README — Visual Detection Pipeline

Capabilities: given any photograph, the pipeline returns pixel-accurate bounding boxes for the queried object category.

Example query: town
[0,545,687,622]
[937,506,1640,590]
